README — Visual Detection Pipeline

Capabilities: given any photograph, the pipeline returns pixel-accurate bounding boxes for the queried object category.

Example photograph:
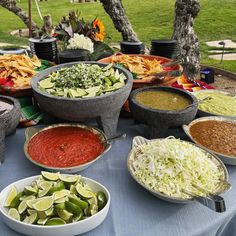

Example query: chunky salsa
[189,120,236,157]
[28,126,105,167]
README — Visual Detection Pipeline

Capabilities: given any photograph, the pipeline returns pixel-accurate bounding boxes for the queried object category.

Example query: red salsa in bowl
[26,125,109,171]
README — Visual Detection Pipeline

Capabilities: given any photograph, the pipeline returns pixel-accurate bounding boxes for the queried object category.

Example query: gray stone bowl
[0,95,21,136]
[0,95,21,164]
[129,86,198,138]
[31,61,133,138]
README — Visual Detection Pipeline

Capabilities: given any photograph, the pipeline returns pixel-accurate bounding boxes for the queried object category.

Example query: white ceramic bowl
[24,124,112,173]
[192,90,236,119]
[183,116,236,165]
[0,175,110,236]
[127,136,229,204]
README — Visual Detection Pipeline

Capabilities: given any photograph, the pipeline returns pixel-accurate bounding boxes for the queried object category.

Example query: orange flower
[93,18,105,41]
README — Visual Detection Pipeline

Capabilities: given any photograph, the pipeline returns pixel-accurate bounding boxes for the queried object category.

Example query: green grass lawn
[0,0,236,72]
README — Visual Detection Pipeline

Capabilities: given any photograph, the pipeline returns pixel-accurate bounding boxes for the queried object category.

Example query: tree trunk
[173,0,200,80]
[0,0,38,30]
[99,0,139,42]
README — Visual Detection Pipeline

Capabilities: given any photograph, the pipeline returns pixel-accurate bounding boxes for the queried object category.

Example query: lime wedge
[54,196,68,204]
[38,188,50,198]
[38,181,53,190]
[31,181,38,188]
[76,183,94,199]
[32,196,54,212]
[85,86,101,94]
[68,195,88,210]
[113,82,124,89]
[89,204,98,216]
[65,201,82,217]
[18,200,28,214]
[41,171,59,181]
[54,203,65,210]
[8,208,20,221]
[56,209,73,221]
[38,206,54,219]
[53,189,70,201]
[20,195,35,201]
[24,186,38,196]
[48,181,65,195]
[68,89,84,98]
[73,214,84,222]
[87,194,98,206]
[26,198,38,209]
[46,217,66,226]
[76,88,87,97]
[27,209,37,215]
[97,191,107,210]
[37,217,49,225]
[5,186,18,207]
[59,174,79,184]
[38,78,54,89]
[69,185,77,194]
[10,192,24,208]
[23,212,38,224]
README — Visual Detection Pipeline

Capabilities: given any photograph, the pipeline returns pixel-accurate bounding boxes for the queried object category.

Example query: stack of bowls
[29,38,58,63]
[120,41,145,54]
[58,49,90,64]
[150,39,179,59]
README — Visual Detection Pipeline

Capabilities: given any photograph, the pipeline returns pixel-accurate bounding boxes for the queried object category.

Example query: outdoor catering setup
[0,51,236,236]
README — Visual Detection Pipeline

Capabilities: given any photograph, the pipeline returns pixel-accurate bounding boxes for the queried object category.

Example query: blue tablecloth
[1,118,236,236]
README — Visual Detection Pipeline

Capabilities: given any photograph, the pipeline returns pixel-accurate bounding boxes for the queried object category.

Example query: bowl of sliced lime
[31,62,133,138]
[0,171,110,236]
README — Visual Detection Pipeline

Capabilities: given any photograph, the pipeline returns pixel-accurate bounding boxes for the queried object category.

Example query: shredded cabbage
[131,138,224,199]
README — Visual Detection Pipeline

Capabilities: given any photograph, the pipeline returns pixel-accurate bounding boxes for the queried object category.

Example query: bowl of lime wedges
[0,171,110,236]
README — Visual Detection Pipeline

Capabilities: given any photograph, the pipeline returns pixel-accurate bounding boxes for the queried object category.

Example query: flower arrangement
[54,10,113,60]
[67,34,94,52]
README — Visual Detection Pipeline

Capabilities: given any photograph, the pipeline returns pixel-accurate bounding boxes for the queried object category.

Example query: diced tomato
[0,77,8,85]
[4,80,14,87]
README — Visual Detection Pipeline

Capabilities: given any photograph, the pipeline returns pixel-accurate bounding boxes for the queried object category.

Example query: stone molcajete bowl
[31,61,133,138]
[0,95,21,164]
[129,86,198,138]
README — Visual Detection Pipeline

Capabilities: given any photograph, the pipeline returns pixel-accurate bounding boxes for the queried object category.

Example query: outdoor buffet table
[1,118,236,236]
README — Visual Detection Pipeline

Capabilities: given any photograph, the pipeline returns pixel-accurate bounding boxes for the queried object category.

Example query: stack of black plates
[120,41,145,54]
[29,38,58,63]
[150,39,179,59]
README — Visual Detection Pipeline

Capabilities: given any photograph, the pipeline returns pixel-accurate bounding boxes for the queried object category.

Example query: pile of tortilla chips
[112,55,164,80]
[0,54,41,87]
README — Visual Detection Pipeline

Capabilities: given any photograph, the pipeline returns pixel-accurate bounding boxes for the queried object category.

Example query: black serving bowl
[129,86,198,138]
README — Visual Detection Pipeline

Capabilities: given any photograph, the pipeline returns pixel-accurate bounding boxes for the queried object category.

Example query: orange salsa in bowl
[27,126,106,169]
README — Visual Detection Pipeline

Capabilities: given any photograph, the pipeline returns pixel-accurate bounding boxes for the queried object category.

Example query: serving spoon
[182,188,226,212]
[185,96,212,110]
[102,133,126,144]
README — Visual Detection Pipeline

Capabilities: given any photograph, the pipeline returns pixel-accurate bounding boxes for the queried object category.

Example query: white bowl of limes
[0,171,110,236]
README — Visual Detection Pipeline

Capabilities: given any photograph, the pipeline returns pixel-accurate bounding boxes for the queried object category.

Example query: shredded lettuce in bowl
[131,138,225,199]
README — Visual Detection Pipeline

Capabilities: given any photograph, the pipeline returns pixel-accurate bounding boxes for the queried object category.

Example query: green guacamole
[195,91,236,116]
